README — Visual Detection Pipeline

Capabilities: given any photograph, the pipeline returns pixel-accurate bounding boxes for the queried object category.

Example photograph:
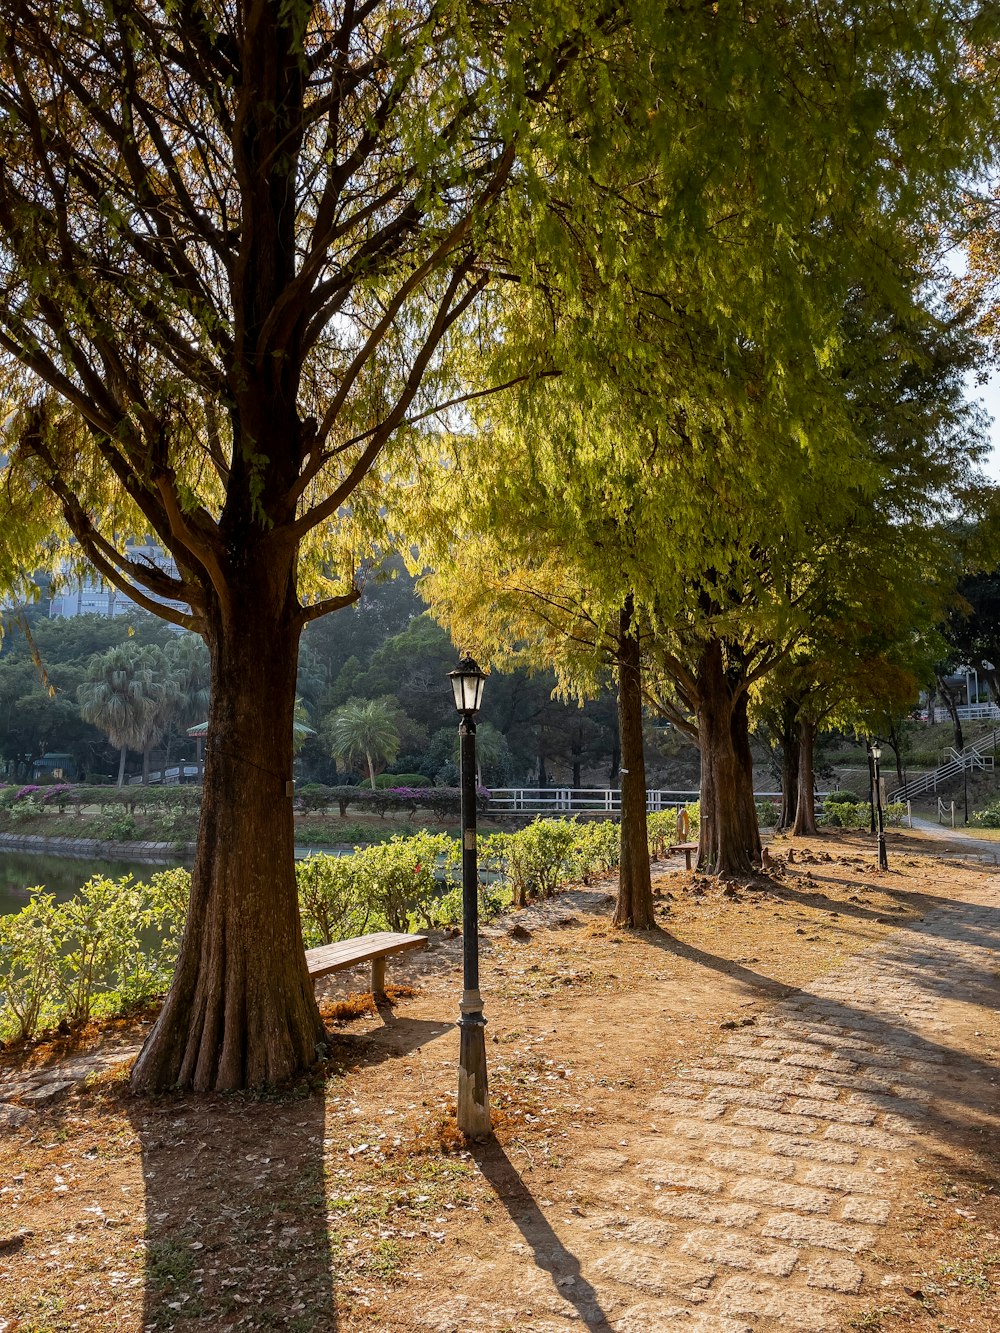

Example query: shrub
[825,790,861,806]
[51,875,147,1023]
[374,773,432,788]
[297,783,336,814]
[970,800,1000,829]
[5,796,43,825]
[647,811,676,859]
[40,784,79,813]
[0,890,60,1040]
[0,868,191,1040]
[353,832,456,931]
[296,854,374,946]
[570,820,621,882]
[486,819,579,907]
[755,799,780,827]
[92,809,140,841]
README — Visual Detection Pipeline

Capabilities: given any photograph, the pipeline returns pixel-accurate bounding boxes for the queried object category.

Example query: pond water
[0,849,187,917]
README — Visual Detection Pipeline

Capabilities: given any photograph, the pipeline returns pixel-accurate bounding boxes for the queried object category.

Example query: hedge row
[1,815,684,1042]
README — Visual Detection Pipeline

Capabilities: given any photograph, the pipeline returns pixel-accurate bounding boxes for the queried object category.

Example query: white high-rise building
[48,540,186,621]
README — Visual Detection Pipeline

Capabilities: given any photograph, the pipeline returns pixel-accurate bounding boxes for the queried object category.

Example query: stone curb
[0,831,195,861]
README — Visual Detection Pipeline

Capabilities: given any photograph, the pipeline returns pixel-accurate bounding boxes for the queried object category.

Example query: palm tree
[77,643,178,785]
[326,698,400,789]
[163,634,211,775]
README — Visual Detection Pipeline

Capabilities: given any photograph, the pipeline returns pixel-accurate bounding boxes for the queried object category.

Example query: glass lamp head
[449,656,487,715]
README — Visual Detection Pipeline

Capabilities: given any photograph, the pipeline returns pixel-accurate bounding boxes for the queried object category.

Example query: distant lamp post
[870,741,889,871]
[448,655,491,1140]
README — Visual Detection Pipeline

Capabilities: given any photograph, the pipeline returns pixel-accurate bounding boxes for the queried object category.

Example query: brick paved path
[416,884,1000,1332]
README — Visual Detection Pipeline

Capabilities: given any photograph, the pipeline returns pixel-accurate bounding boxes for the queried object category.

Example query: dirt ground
[2,827,1000,1332]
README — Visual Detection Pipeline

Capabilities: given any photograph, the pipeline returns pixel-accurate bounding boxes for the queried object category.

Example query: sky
[977,371,1000,480]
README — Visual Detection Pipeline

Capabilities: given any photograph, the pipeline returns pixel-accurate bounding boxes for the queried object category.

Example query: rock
[0,1104,32,1129]
[0,1230,31,1255]
[508,923,532,941]
[19,1080,75,1104]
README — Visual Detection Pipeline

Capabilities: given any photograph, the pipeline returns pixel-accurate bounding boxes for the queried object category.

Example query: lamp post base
[457,1008,491,1140]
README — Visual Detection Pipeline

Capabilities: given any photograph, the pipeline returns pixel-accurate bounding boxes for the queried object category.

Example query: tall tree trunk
[117,745,127,788]
[730,688,762,866]
[778,697,799,830]
[132,558,324,1093]
[367,751,376,789]
[613,598,655,929]
[936,675,964,751]
[696,638,757,876]
[791,719,817,835]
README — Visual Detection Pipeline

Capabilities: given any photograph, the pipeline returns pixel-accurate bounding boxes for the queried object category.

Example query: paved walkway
[416,848,1000,1331]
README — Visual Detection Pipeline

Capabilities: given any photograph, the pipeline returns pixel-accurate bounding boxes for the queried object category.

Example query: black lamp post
[448,655,491,1140]
[870,740,889,871]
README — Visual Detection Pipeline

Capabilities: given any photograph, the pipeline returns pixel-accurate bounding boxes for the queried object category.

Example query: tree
[1,0,994,1087]
[77,643,176,786]
[0,0,592,1091]
[326,698,400,789]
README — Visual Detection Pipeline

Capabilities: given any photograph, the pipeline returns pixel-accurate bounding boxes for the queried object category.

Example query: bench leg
[684,849,694,871]
[371,956,387,1001]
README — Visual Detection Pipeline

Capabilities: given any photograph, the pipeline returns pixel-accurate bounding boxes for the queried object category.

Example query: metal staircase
[890,730,1000,802]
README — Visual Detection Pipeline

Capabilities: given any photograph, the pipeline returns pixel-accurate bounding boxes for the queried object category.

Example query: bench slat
[306,931,427,980]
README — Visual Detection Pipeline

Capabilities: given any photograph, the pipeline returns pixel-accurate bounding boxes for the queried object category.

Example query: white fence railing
[128,764,200,786]
[891,750,995,802]
[930,703,1000,722]
[486,788,791,816]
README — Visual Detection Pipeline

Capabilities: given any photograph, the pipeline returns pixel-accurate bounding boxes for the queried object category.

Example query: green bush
[92,809,140,841]
[755,799,780,827]
[296,854,374,946]
[5,797,43,825]
[0,869,189,1041]
[825,790,861,805]
[374,773,432,788]
[483,819,579,907]
[0,890,60,1039]
[570,820,621,882]
[352,832,457,931]
[970,800,1000,829]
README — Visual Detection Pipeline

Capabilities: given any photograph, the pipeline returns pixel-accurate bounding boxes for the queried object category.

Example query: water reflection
[0,849,186,915]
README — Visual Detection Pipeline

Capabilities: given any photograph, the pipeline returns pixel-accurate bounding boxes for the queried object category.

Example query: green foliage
[351,833,457,933]
[826,790,862,805]
[569,820,621,882]
[374,773,432,788]
[970,799,1000,829]
[819,800,904,830]
[91,809,140,841]
[481,819,579,906]
[295,855,374,947]
[821,802,871,829]
[325,698,401,789]
[0,889,60,1039]
[755,799,780,828]
[0,868,188,1040]
[647,811,676,859]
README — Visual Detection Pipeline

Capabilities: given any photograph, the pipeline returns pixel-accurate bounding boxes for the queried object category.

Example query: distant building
[32,752,77,781]
[48,540,186,622]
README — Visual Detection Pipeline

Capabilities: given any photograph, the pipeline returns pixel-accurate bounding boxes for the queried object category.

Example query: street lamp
[870,741,889,871]
[448,655,491,1140]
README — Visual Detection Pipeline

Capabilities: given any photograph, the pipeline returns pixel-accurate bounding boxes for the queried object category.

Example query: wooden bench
[668,841,699,871]
[305,931,427,1000]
